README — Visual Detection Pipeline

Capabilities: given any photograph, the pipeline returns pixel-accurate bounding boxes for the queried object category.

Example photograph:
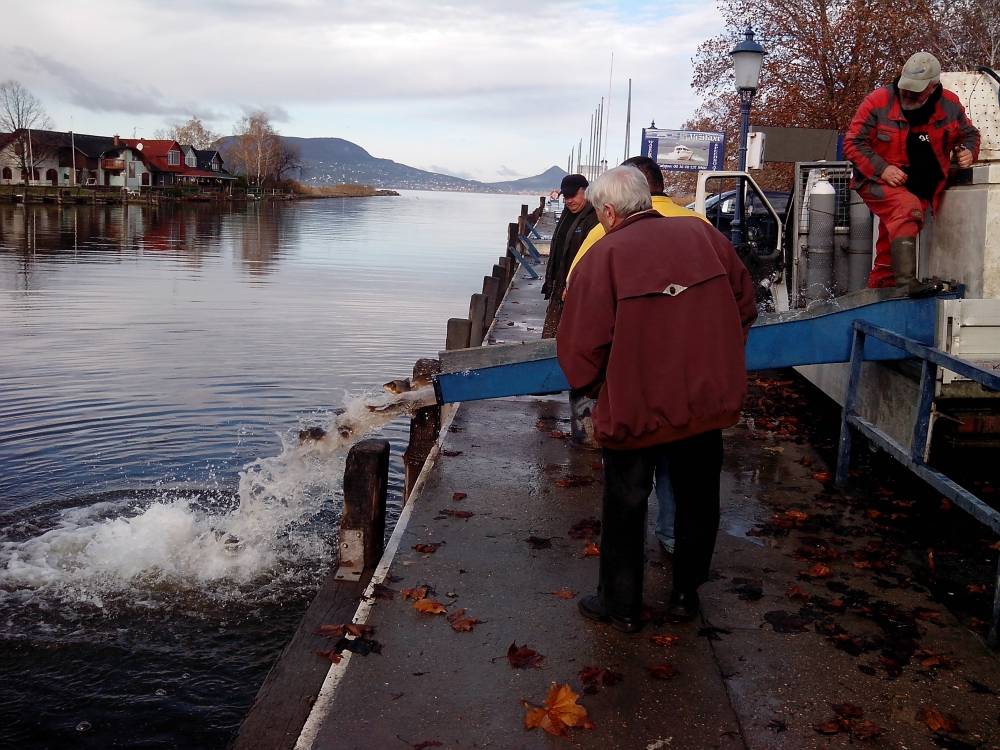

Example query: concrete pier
[287,251,1000,749]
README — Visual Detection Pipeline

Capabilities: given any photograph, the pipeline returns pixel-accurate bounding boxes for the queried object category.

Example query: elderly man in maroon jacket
[557,166,757,629]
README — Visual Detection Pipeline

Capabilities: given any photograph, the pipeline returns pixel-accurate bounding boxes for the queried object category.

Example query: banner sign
[641,128,726,172]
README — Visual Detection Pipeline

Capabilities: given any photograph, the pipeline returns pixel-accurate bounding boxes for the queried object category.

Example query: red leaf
[554,474,594,488]
[851,720,885,740]
[451,491,467,501]
[507,642,544,669]
[800,563,832,579]
[549,588,576,600]
[647,663,675,680]
[811,471,832,482]
[917,705,959,733]
[446,608,482,632]
[413,543,442,554]
[438,508,474,519]
[578,666,623,689]
[316,649,342,664]
[785,584,811,600]
[813,719,845,735]
[649,634,681,647]
[582,542,600,557]
[401,585,429,601]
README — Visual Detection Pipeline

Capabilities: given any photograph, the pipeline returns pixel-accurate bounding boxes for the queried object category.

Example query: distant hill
[218,135,565,194]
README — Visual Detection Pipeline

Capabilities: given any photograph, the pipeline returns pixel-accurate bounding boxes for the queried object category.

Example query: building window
[129,162,136,178]
[1,167,10,181]
[185,154,196,167]
[168,150,180,166]
[212,158,220,171]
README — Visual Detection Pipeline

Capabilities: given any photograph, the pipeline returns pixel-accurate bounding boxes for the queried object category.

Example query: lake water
[0,191,533,748]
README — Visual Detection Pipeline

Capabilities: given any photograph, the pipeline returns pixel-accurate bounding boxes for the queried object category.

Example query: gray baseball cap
[899,52,941,92]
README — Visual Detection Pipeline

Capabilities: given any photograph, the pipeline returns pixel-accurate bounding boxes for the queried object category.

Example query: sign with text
[641,128,726,172]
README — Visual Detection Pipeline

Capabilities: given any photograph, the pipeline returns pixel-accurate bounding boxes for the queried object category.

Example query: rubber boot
[890,237,941,297]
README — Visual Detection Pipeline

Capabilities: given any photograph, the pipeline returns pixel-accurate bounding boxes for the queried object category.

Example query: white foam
[0,388,431,600]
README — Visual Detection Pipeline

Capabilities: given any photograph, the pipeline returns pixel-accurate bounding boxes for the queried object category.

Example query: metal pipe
[731,91,752,248]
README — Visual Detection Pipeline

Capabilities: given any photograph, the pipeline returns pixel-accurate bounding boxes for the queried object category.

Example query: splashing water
[0,387,436,605]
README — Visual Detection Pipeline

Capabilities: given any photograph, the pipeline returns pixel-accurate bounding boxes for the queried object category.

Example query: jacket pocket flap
[617,268,726,301]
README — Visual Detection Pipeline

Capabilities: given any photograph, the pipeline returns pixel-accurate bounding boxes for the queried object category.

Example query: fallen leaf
[568,517,601,539]
[525,536,553,550]
[927,549,937,575]
[578,666,623,692]
[647,663,675,680]
[917,705,959,733]
[800,563,832,579]
[316,623,374,639]
[316,649,343,664]
[784,510,809,523]
[401,585,429,601]
[649,634,681,647]
[336,636,382,656]
[549,588,576,600]
[522,682,593,736]
[413,599,447,615]
[582,542,600,557]
[966,583,986,594]
[812,471,832,482]
[506,642,545,669]
[764,611,812,633]
[371,583,397,600]
[786,584,811,600]
[446,608,482,632]
[832,703,864,719]
[413,543,442,554]
[851,721,885,740]
[548,430,570,440]
[451,491,467,501]
[441,449,463,457]
[813,719,845,735]
[438,508,474,519]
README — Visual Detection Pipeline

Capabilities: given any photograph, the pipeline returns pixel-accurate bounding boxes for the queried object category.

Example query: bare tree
[159,116,221,149]
[930,0,1000,68]
[0,80,55,177]
[227,111,295,186]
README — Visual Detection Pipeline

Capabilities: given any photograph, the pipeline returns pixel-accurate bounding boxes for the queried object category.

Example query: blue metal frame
[835,320,1000,645]
[507,242,539,280]
[518,234,543,263]
[525,220,542,240]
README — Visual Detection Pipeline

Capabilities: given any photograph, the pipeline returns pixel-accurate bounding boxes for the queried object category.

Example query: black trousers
[598,430,723,618]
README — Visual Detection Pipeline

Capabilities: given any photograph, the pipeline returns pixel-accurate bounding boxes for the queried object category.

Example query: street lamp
[729,25,766,249]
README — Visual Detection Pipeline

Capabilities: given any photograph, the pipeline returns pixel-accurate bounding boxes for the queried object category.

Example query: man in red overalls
[844,52,980,294]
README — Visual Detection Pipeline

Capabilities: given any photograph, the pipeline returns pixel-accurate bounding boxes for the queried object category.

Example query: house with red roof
[123,138,235,189]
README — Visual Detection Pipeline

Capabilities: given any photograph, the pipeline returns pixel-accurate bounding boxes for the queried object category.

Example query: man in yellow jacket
[565,154,710,560]
[566,155,708,282]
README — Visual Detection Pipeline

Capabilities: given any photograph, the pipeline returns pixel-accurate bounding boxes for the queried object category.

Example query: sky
[0,0,723,182]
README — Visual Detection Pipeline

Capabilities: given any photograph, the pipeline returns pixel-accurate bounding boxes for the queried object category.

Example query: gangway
[429,288,1000,644]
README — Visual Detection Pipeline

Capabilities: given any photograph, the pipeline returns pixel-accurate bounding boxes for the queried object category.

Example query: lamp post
[729,25,766,250]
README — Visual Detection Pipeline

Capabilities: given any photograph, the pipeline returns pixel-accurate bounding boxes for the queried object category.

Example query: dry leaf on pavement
[507,642,544,669]
[522,682,593,736]
[413,599,447,615]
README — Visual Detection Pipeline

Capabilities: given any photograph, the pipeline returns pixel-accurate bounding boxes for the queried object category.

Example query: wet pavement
[297,258,1000,750]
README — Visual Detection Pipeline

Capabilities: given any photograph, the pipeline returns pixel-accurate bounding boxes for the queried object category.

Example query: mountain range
[276,136,566,194]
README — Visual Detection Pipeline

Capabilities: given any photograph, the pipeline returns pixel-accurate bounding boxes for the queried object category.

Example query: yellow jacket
[566,194,709,281]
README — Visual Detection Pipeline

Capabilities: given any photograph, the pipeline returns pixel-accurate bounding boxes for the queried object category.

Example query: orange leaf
[401,586,429,601]
[649,634,681,647]
[812,471,832,482]
[917,705,959,733]
[785,584,811,600]
[784,510,809,523]
[800,563,832,578]
[582,542,600,557]
[446,608,482,632]
[413,543,442,554]
[316,649,343,664]
[316,623,373,639]
[813,719,845,735]
[851,720,885,740]
[522,683,593,736]
[967,583,986,594]
[549,588,576,600]
[413,598,447,615]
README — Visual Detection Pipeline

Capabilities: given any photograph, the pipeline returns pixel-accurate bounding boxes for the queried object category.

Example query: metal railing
[835,320,1000,644]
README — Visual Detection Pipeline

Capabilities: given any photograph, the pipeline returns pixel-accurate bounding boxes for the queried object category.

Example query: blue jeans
[654,455,675,549]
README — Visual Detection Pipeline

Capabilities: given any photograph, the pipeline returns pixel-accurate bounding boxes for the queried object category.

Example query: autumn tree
[157,117,220,149]
[226,111,300,186]
[0,80,55,176]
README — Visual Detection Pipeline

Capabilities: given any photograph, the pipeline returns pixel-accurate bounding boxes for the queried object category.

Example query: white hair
[585,166,651,218]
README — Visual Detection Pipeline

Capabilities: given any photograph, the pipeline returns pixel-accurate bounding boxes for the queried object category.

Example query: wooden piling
[468,293,488,347]
[403,358,441,501]
[340,439,390,571]
[232,438,391,750]
[445,318,472,351]
[482,275,501,324]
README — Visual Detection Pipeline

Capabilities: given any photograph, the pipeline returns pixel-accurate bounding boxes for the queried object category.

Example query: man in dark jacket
[844,52,979,293]
[541,173,599,337]
[557,166,756,629]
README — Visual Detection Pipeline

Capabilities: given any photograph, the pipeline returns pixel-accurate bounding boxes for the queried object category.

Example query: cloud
[424,164,477,180]
[495,165,521,178]
[12,48,223,120]
[240,104,292,123]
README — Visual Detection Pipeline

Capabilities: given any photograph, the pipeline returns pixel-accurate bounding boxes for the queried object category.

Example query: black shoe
[667,590,700,622]
[578,595,643,633]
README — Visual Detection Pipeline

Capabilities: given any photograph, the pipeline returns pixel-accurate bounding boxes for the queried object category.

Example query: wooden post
[445,318,472,350]
[482,275,501,327]
[520,203,529,219]
[339,439,390,574]
[539,196,546,213]
[403,358,441,501]
[469,293,487,347]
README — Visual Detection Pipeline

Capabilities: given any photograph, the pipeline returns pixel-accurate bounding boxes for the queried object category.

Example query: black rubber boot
[891,237,942,297]
[578,595,643,633]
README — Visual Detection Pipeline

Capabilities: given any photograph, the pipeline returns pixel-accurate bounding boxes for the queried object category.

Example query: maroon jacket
[557,210,757,450]
[843,83,980,212]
